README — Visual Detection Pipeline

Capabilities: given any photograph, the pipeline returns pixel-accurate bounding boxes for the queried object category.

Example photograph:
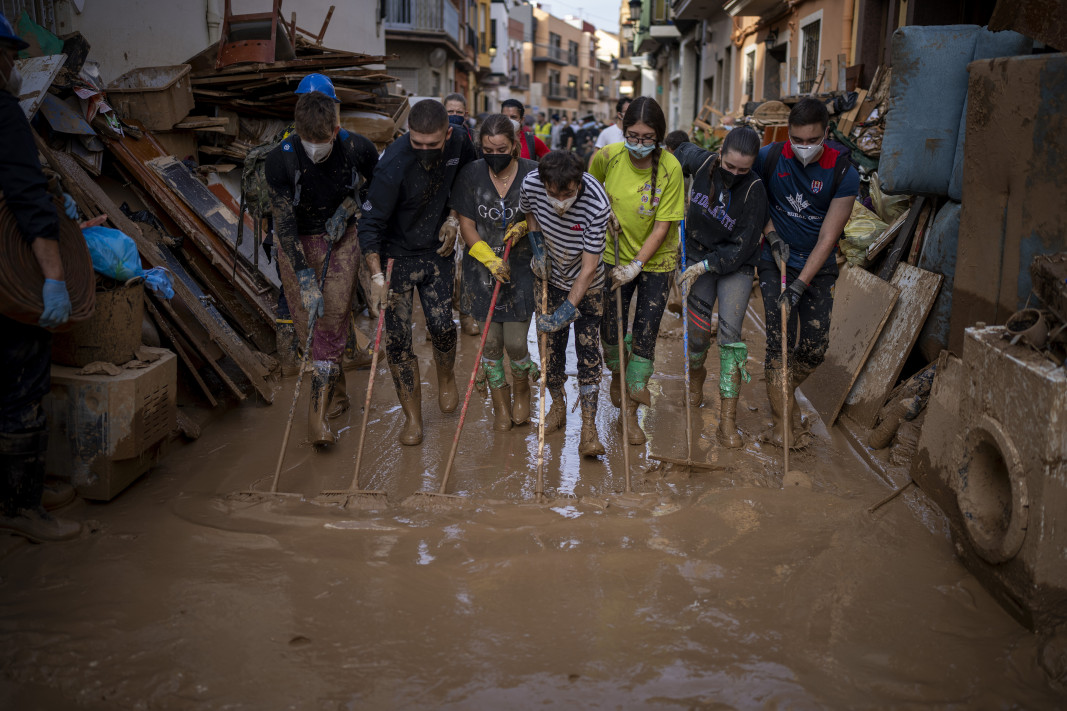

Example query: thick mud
[1,294,1063,709]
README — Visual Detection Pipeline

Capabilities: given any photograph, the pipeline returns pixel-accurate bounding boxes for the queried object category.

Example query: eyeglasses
[624,133,657,146]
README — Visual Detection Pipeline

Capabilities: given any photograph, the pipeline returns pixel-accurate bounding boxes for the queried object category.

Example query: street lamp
[628,0,642,25]
[489,45,497,57]
[763,29,779,47]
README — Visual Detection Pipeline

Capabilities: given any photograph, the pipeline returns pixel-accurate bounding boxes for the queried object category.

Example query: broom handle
[536,270,547,502]
[440,242,513,494]
[680,219,692,462]
[778,254,790,474]
[614,230,632,493]
[349,258,393,489]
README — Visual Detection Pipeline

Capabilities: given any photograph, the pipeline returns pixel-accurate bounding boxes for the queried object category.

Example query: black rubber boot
[0,430,81,543]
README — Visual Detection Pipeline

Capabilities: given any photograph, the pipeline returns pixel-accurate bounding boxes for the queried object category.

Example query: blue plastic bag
[143,267,174,300]
[82,225,142,281]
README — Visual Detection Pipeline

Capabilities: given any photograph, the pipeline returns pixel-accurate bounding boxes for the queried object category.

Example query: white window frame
[797,9,823,93]
[744,45,756,101]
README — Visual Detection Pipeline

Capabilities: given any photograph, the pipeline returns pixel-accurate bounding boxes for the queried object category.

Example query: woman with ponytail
[588,96,684,444]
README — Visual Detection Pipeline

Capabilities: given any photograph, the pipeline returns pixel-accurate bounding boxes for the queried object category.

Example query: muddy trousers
[0,316,51,515]
[276,224,361,363]
[384,252,458,364]
[483,320,531,363]
[539,280,604,392]
[757,260,835,376]
[599,271,671,361]
[687,268,753,355]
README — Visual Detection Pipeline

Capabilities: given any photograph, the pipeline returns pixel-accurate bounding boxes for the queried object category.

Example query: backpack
[762,141,851,199]
[524,131,536,159]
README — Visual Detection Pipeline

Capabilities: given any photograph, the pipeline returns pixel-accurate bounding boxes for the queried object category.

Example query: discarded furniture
[44,348,177,501]
[107,65,195,131]
[215,0,294,70]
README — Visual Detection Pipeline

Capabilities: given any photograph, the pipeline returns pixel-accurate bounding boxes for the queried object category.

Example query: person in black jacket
[265,90,378,447]
[359,99,477,446]
[0,15,82,542]
[675,127,767,448]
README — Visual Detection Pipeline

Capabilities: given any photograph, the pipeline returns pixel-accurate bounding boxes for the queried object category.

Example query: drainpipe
[206,0,222,44]
[842,0,855,68]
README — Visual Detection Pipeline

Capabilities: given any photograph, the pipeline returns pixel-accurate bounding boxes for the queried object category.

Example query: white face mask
[303,138,334,164]
[547,194,577,216]
[509,118,522,132]
[791,140,824,167]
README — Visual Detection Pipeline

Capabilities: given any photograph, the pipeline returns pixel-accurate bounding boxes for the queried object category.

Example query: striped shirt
[519,172,609,291]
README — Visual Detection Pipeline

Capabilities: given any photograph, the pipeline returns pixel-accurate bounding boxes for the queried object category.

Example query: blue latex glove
[40,279,72,328]
[296,268,324,319]
[536,299,579,333]
[324,204,349,243]
[528,229,548,280]
[63,193,78,220]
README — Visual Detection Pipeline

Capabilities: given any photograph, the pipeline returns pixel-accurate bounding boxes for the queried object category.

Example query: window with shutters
[798,13,822,93]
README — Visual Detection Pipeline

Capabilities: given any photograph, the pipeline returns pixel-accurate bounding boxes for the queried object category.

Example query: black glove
[778,278,807,315]
[765,231,790,266]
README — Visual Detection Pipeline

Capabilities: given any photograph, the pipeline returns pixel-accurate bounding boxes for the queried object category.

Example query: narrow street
[1,299,1060,709]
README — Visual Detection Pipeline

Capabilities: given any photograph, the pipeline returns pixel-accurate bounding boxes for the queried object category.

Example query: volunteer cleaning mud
[266,90,378,448]
[359,99,478,446]
[588,97,684,445]
[674,126,768,448]
[452,114,540,431]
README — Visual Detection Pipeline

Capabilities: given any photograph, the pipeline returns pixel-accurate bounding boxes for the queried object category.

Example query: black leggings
[384,252,458,363]
[540,281,603,392]
[757,260,835,375]
[599,271,671,361]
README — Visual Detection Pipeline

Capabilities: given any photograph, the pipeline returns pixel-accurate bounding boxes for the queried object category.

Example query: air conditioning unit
[914,326,1067,630]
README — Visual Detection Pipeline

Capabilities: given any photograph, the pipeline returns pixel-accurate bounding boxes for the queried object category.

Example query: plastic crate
[107,64,194,131]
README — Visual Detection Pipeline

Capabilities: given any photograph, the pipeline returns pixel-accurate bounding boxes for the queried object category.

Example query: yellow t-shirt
[588,141,684,271]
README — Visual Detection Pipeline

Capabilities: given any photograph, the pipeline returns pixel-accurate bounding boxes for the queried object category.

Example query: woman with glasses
[452,114,541,431]
[588,96,684,444]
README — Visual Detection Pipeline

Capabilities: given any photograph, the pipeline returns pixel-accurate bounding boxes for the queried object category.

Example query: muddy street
[0,301,1062,710]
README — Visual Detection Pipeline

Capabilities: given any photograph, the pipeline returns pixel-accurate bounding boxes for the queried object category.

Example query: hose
[0,195,96,330]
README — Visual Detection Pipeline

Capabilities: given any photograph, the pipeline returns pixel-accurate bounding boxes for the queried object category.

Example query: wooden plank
[145,297,218,407]
[866,207,909,263]
[842,264,944,428]
[801,265,900,427]
[146,155,281,290]
[878,195,927,281]
[46,147,276,403]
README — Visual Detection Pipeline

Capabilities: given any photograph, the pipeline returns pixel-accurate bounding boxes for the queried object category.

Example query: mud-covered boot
[342,339,374,371]
[460,313,481,336]
[716,343,750,448]
[543,388,567,433]
[509,357,539,425]
[760,365,810,450]
[577,385,605,457]
[619,400,646,445]
[308,360,337,446]
[0,430,81,543]
[328,367,350,420]
[626,354,654,406]
[433,346,459,413]
[490,384,514,432]
[689,347,709,407]
[391,357,424,446]
[276,319,300,376]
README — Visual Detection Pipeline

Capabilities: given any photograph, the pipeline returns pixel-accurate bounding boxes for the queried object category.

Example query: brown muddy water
[1,299,1064,709]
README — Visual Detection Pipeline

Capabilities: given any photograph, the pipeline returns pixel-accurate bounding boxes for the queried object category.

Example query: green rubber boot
[717,343,750,448]
[625,354,654,406]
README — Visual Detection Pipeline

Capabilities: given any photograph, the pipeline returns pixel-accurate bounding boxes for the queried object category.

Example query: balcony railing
[547,83,567,100]
[533,44,566,64]
[510,71,530,90]
[384,0,461,48]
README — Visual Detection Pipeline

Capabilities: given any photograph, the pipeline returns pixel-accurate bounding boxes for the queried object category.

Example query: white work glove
[677,259,714,293]
[370,271,388,311]
[607,210,621,240]
[436,215,460,257]
[610,259,643,289]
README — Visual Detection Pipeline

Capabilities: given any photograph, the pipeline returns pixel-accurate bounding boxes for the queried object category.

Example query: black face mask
[483,153,513,175]
[716,165,741,190]
[448,114,466,127]
[413,147,442,171]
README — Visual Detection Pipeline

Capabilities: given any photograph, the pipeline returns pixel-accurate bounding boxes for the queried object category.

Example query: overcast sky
[537,0,622,35]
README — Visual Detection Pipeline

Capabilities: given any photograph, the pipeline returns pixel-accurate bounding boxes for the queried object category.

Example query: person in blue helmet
[0,14,82,542]
[265,83,379,447]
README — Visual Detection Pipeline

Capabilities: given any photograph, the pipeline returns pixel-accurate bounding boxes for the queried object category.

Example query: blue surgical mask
[626,141,656,159]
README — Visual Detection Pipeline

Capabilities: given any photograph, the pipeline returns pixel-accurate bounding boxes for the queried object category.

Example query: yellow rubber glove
[469,240,511,283]
[504,220,528,246]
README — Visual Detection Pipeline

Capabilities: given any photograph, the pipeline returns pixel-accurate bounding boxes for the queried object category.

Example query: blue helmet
[294,73,340,103]
[0,13,29,50]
